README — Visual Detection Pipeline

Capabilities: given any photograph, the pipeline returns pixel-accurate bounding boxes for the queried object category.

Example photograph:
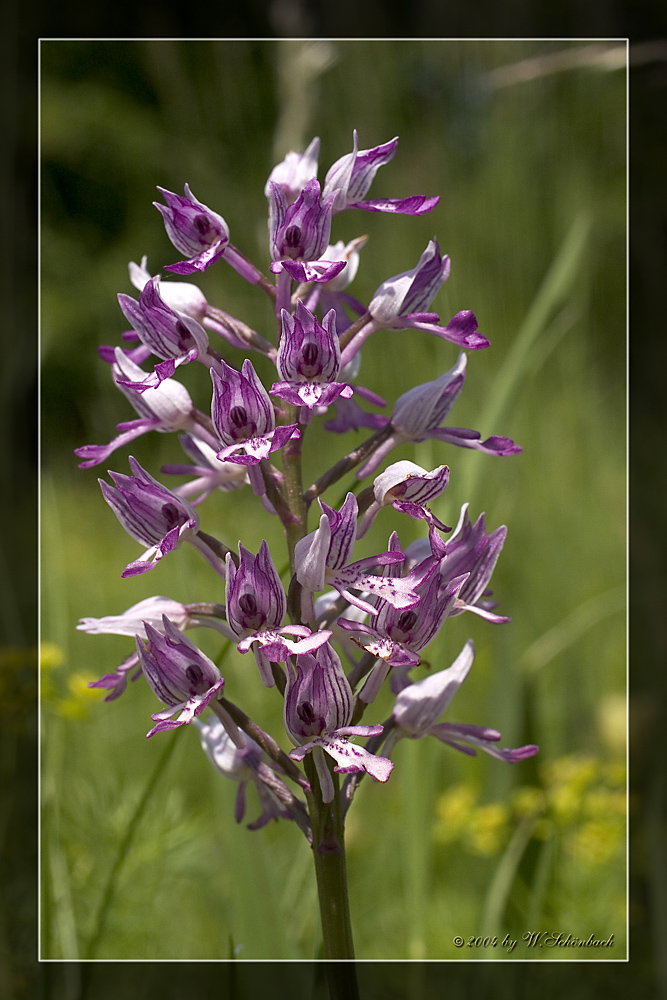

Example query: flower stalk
[76,128,537,965]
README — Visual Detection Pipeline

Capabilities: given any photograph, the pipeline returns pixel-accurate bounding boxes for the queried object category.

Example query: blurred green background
[40,39,626,961]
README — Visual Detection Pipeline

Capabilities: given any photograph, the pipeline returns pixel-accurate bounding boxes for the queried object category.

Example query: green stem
[281,406,309,570]
[304,753,358,969]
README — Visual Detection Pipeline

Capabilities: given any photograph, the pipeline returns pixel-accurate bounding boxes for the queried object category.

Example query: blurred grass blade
[402,740,431,959]
[84,732,179,961]
[481,811,539,934]
[461,211,592,503]
[525,831,556,931]
[519,585,625,673]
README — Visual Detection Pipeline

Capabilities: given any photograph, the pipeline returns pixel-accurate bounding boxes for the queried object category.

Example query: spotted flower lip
[211,359,300,466]
[99,456,200,577]
[154,184,230,274]
[323,130,439,216]
[337,531,466,699]
[136,616,224,736]
[294,492,422,616]
[264,136,320,203]
[284,643,394,803]
[386,639,539,762]
[271,301,353,410]
[117,276,209,391]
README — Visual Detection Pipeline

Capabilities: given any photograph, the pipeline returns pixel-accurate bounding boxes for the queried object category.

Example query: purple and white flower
[99,456,200,577]
[225,540,332,686]
[136,615,224,736]
[385,639,539,762]
[271,301,353,410]
[75,348,196,468]
[268,177,344,284]
[339,241,488,371]
[117,276,209,390]
[284,643,394,803]
[323,131,439,216]
[211,359,300,468]
[155,184,230,274]
[356,460,451,537]
[435,503,510,623]
[294,492,422,616]
[357,353,522,478]
[265,136,320,204]
[81,596,232,701]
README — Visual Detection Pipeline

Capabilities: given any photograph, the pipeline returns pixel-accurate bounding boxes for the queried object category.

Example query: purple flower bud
[99,456,199,576]
[154,184,230,274]
[137,616,224,736]
[211,359,299,465]
[268,178,337,268]
[271,302,353,409]
[387,639,539,763]
[264,137,320,203]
